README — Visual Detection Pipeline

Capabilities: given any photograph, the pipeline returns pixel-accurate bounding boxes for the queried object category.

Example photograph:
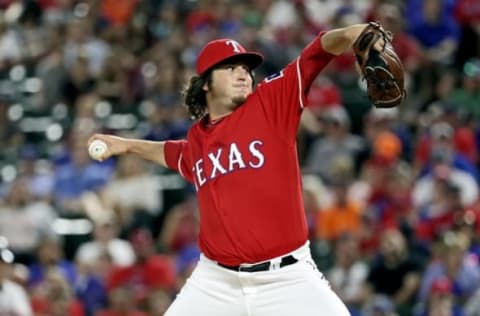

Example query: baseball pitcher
[88,23,404,316]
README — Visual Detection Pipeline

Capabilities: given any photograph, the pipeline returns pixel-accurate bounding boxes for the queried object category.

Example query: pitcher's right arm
[87,134,167,167]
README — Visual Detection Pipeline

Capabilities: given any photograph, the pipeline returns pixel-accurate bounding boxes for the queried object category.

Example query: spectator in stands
[366,161,414,241]
[465,286,480,316]
[327,233,368,312]
[159,197,199,253]
[364,106,413,162]
[361,294,398,316]
[408,0,460,64]
[0,246,32,315]
[414,180,466,243]
[305,106,366,184]
[75,214,136,269]
[413,154,478,210]
[74,260,108,316]
[28,237,106,314]
[62,55,96,107]
[146,288,174,316]
[95,287,147,316]
[407,0,460,101]
[362,228,422,316]
[30,270,85,316]
[28,237,76,290]
[0,178,58,264]
[302,179,325,240]
[17,145,55,202]
[0,18,23,70]
[414,121,479,183]
[174,244,200,290]
[316,178,364,243]
[101,155,163,232]
[452,207,480,258]
[441,103,478,165]
[106,228,177,306]
[453,0,480,71]
[53,136,113,214]
[419,72,458,113]
[414,276,465,316]
[418,231,480,303]
[448,58,480,120]
[95,50,142,107]
[63,17,111,77]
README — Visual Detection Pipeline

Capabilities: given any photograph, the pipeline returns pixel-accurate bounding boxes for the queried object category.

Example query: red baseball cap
[196,39,264,76]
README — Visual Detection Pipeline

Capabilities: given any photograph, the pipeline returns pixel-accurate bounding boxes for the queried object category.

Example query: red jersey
[164,34,334,265]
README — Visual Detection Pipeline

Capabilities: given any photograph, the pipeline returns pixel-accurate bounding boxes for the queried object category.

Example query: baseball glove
[353,22,406,108]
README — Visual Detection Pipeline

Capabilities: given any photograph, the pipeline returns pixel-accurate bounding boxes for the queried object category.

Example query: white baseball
[88,139,108,160]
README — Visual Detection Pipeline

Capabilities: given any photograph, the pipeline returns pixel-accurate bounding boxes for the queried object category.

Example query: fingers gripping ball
[88,139,108,161]
[353,22,406,108]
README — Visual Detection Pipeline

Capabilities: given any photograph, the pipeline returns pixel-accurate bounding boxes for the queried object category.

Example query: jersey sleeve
[255,32,335,141]
[164,140,194,183]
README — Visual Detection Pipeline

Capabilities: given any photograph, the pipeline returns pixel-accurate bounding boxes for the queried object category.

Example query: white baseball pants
[165,242,351,316]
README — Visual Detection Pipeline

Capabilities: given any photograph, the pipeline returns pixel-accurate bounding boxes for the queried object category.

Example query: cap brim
[205,52,264,75]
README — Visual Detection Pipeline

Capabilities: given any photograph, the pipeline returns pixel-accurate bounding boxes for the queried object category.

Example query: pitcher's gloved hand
[353,22,406,108]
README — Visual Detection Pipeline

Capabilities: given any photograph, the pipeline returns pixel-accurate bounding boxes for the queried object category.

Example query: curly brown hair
[183,73,211,120]
[183,67,255,120]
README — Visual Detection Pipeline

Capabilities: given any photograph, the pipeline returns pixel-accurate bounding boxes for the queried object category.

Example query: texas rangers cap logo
[196,39,264,76]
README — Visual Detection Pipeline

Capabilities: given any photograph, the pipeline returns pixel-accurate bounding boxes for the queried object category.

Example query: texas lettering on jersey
[193,140,265,188]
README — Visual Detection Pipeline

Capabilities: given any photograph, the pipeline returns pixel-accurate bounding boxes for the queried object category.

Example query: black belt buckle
[238,261,270,272]
[219,255,298,272]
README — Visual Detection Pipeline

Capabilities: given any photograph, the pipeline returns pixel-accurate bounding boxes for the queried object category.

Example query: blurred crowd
[0,0,479,315]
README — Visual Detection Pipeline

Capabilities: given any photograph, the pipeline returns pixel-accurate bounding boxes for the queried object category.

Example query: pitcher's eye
[220,64,235,71]
[240,65,250,72]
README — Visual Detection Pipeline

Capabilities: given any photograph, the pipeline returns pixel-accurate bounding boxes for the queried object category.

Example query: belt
[218,255,298,272]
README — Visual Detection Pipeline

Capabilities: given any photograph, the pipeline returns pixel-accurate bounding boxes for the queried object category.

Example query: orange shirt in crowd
[101,0,138,26]
[316,201,363,241]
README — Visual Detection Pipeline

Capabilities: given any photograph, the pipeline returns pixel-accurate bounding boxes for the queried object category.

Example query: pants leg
[245,258,351,316]
[164,255,247,316]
